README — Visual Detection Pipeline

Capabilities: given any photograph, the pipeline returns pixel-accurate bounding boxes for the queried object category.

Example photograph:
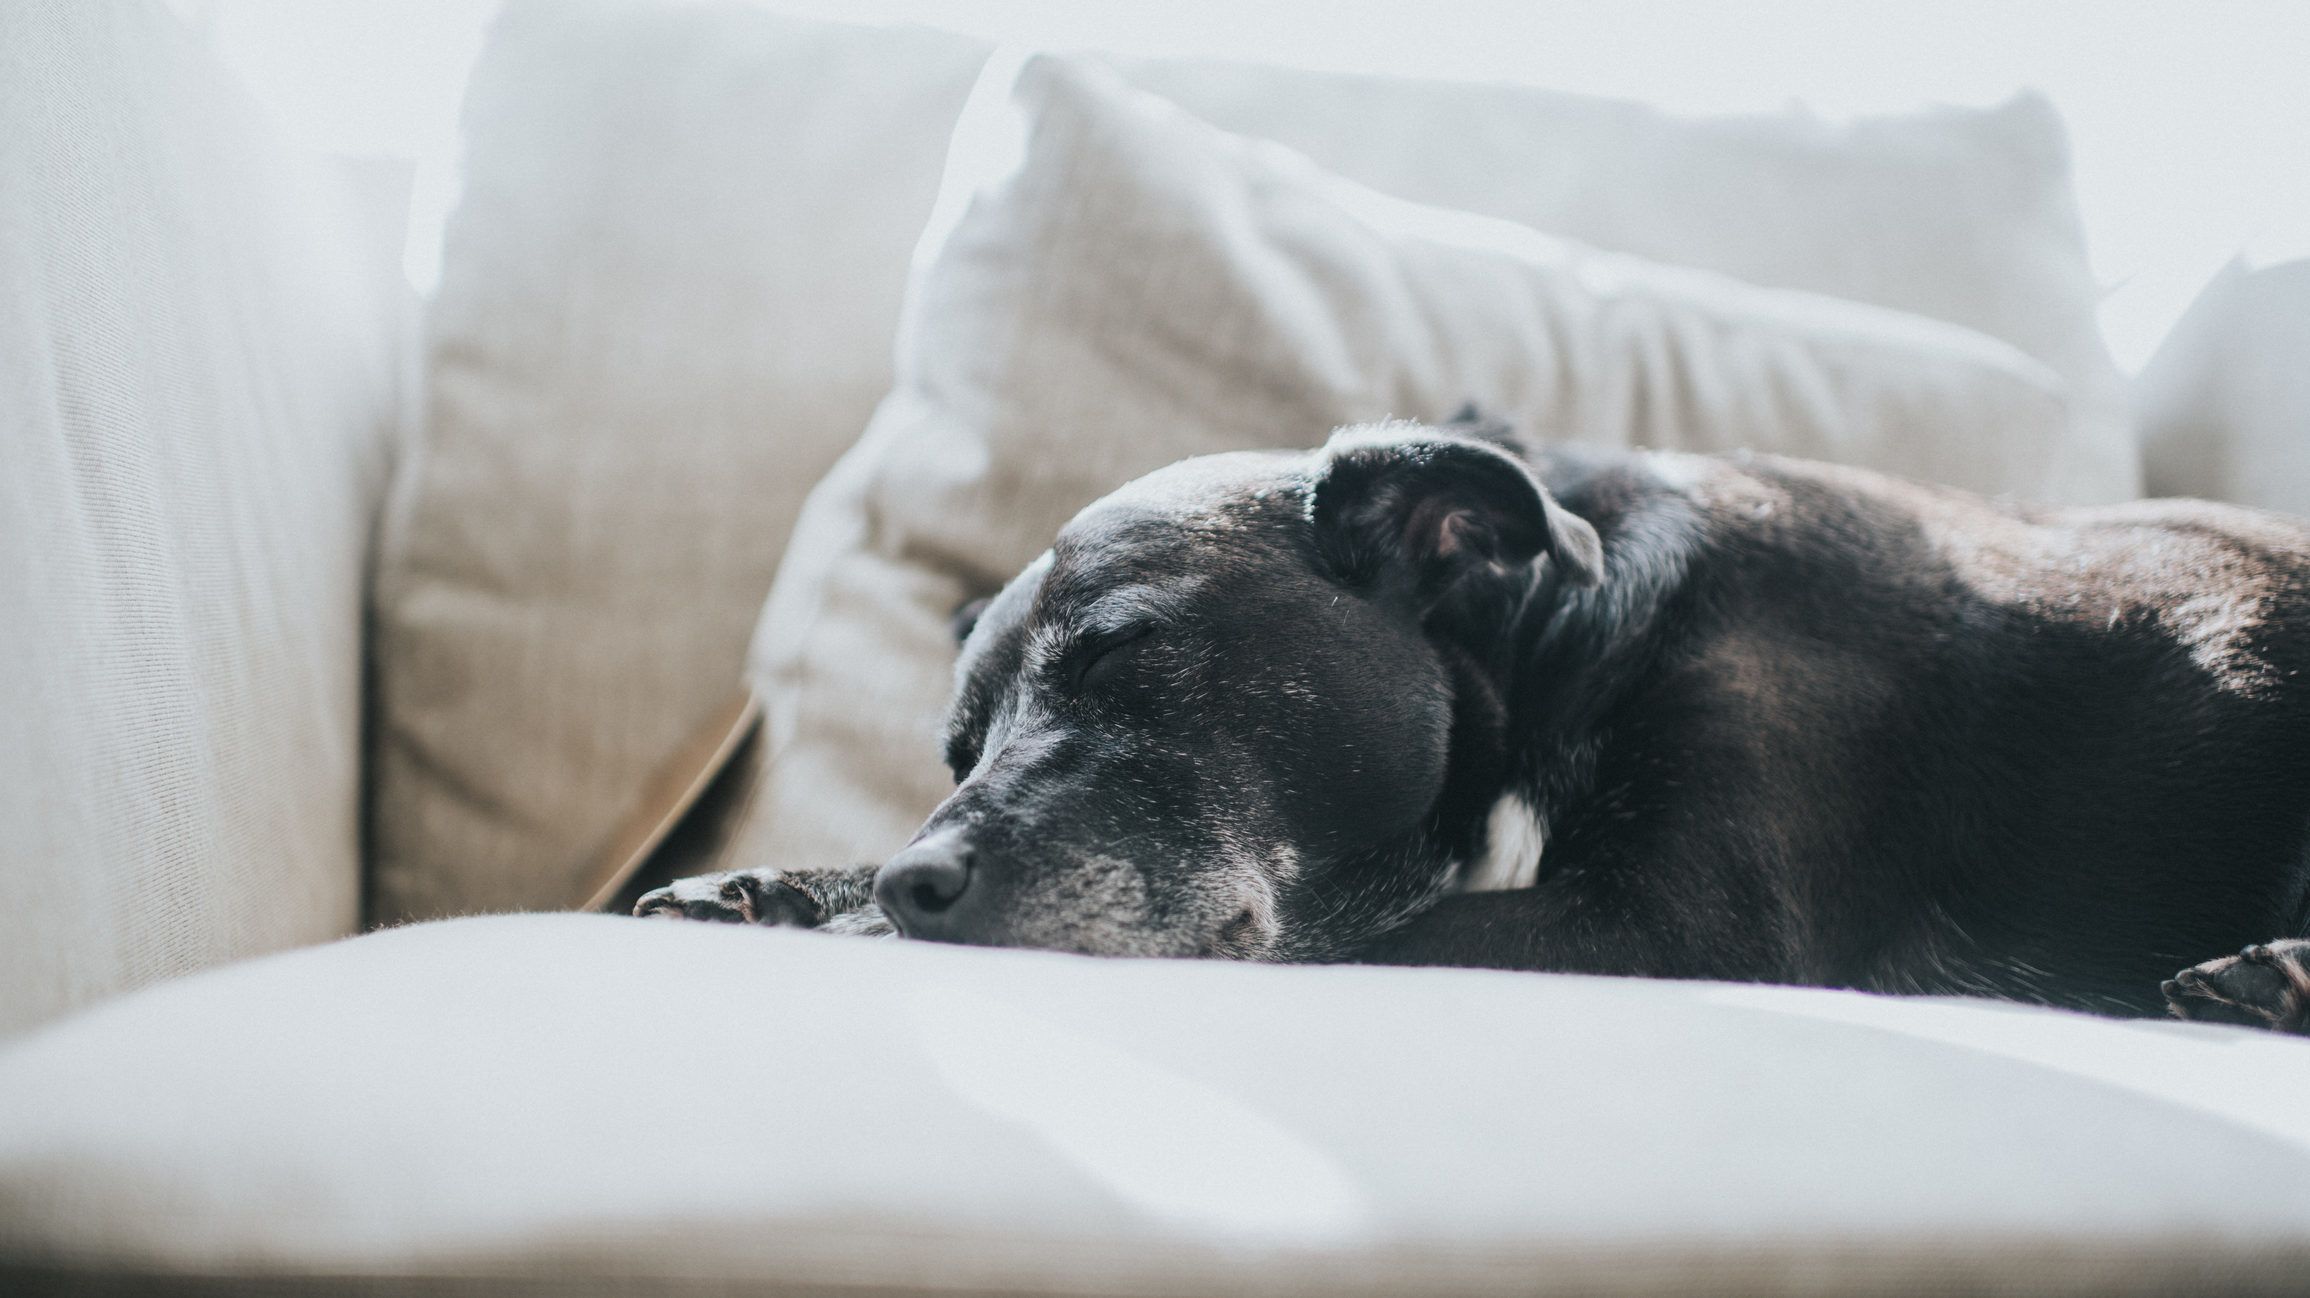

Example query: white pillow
[726,54,2097,873]
[4,915,2308,1291]
[2137,258,2310,515]
[1131,57,2129,456]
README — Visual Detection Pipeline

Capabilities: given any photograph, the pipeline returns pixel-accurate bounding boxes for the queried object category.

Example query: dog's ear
[950,594,994,645]
[1309,425,1602,598]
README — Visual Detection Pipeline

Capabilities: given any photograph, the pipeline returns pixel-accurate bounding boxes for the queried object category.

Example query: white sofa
[6,2,2310,1294]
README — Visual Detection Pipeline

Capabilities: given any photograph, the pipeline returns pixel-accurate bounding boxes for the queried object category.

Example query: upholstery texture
[376,1,2127,921]
[731,55,2111,874]
[3,915,2308,1294]
[0,0,406,1035]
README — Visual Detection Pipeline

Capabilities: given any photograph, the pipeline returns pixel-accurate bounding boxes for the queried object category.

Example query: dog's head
[874,420,1603,959]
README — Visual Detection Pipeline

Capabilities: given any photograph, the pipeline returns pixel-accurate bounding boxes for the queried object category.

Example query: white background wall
[179,0,2309,371]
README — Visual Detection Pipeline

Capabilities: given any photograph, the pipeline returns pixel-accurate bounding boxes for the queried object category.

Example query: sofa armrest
[0,0,406,1036]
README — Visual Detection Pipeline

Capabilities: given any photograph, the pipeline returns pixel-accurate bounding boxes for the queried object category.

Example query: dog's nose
[875,833,977,940]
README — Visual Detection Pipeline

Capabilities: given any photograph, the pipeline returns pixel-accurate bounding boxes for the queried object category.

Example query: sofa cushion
[726,55,2103,873]
[2,915,2307,1295]
[0,0,408,1035]
[1122,56,2127,441]
[376,1,2128,923]
[2137,258,2310,515]
[369,0,995,924]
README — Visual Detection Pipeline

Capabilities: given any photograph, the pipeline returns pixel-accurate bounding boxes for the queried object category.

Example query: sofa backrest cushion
[0,0,407,1034]
[369,1,995,921]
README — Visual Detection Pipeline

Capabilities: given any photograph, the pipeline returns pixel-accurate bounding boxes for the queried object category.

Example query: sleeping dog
[640,415,2310,1033]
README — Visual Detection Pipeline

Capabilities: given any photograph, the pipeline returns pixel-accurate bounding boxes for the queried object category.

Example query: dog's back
[1529,449,2310,1013]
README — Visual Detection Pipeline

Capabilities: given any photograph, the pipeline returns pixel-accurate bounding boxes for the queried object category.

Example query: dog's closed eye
[1072,623,1154,692]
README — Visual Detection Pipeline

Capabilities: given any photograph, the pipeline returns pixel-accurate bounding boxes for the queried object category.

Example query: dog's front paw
[633,870,825,927]
[2164,940,2310,1033]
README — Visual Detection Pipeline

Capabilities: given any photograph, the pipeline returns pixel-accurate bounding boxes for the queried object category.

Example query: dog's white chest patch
[1460,794,1545,892]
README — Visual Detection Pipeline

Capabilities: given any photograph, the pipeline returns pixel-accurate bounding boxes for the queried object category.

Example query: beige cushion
[4,914,2309,1294]
[732,55,2113,873]
[0,0,407,1035]
[376,2,2129,923]
[369,0,993,922]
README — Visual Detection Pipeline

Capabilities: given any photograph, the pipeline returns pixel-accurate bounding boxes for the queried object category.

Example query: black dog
[641,416,2310,1032]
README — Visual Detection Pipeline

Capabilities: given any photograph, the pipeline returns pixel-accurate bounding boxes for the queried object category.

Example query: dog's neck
[1464,460,1707,889]
[1279,456,1705,952]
